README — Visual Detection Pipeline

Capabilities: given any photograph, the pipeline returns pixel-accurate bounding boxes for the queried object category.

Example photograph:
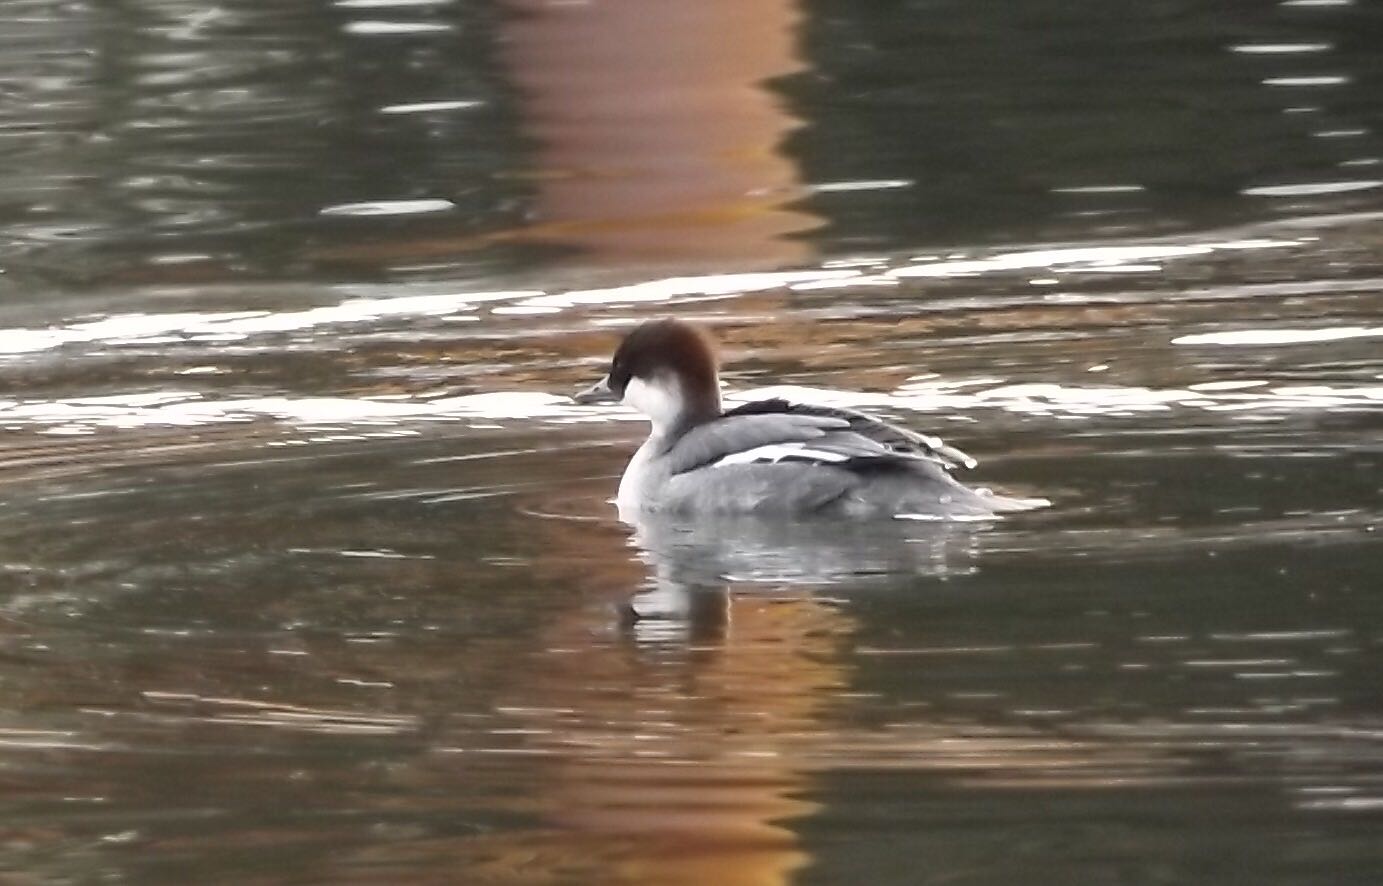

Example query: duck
[574,318,1044,519]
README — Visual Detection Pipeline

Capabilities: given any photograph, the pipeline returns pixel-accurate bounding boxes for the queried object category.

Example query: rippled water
[2,1,1382,884]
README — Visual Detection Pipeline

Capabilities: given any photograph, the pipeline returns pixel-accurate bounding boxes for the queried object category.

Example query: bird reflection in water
[621,510,981,633]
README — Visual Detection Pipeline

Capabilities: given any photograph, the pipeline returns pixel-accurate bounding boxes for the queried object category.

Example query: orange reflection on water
[499,0,815,268]
[419,498,854,886]
[523,592,850,886]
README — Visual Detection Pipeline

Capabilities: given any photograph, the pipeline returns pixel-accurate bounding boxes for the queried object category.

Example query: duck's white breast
[616,436,661,510]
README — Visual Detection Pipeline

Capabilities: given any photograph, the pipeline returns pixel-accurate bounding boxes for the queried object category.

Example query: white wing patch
[711,442,851,467]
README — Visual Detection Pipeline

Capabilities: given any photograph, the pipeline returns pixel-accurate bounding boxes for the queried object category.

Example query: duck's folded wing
[659,420,979,516]
[662,413,852,476]
[669,413,956,481]
[721,398,976,470]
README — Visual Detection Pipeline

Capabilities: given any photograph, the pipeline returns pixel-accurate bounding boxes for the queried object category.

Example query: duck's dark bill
[573,375,618,404]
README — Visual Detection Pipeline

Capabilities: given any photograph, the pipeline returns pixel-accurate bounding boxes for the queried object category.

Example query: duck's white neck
[624,374,720,438]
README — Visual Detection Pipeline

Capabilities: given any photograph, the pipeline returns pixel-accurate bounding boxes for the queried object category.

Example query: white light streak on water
[1262,76,1349,87]
[336,0,453,6]
[1231,43,1333,54]
[514,270,859,310]
[1173,327,1383,346]
[890,240,1294,278]
[1050,184,1147,194]
[1243,180,1382,197]
[342,21,453,35]
[3,375,1378,436]
[379,100,481,114]
[0,290,541,355]
[809,180,913,193]
[320,199,455,216]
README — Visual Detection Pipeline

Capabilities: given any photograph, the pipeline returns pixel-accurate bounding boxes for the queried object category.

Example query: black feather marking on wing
[721,398,976,470]
[713,429,957,487]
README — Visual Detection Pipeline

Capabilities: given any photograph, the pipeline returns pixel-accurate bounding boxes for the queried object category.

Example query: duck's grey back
[653,409,1022,518]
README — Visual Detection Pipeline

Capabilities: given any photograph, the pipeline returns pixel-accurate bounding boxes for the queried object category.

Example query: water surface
[1,1,1381,884]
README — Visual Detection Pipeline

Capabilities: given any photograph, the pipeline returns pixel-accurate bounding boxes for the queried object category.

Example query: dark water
[1,1,1381,884]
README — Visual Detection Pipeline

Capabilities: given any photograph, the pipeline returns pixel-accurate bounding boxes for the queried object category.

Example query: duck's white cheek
[623,376,681,431]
